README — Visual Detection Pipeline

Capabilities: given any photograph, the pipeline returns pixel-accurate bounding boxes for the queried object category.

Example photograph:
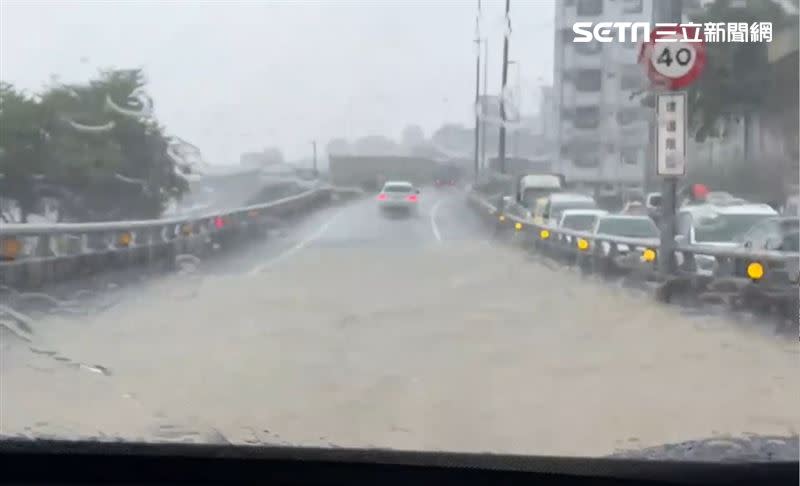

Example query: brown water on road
[2,241,797,456]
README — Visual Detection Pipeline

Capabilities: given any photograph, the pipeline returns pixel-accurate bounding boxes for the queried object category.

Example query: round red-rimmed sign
[638,25,706,90]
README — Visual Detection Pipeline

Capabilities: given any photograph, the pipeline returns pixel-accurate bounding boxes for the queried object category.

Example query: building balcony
[561,86,603,107]
[563,44,605,69]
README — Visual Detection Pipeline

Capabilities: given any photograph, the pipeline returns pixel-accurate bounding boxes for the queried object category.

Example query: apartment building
[552,0,654,191]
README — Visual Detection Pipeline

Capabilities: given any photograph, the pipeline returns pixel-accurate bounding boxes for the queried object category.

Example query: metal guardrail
[0,186,364,289]
[467,190,799,321]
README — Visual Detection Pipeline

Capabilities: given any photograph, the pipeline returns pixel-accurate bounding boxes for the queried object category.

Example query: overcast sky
[1,1,554,165]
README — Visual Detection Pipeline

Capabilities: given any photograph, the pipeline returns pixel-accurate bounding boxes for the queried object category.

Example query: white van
[517,174,564,210]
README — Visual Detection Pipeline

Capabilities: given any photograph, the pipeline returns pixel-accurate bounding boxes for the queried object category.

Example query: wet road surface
[1,187,797,456]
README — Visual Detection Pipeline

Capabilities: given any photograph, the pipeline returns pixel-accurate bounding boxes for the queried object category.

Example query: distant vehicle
[736,216,799,252]
[376,181,420,217]
[675,203,778,276]
[593,215,660,240]
[556,209,608,247]
[622,187,645,205]
[433,164,461,188]
[532,192,597,226]
[516,174,564,210]
[645,192,662,221]
[676,203,778,248]
[621,201,648,216]
[590,215,660,272]
[498,174,565,220]
[735,216,800,283]
[558,209,608,232]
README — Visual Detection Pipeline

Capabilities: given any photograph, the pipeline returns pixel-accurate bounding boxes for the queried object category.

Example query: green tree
[0,83,48,222]
[687,0,790,141]
[1,69,188,222]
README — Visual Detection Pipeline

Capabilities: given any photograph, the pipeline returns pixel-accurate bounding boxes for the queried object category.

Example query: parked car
[675,202,778,276]
[587,215,660,273]
[532,193,598,226]
[734,216,800,283]
[558,209,609,232]
[737,216,799,252]
[676,203,778,248]
[555,209,608,248]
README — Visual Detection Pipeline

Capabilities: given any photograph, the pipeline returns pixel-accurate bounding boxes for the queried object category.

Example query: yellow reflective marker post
[577,238,589,251]
[746,262,764,281]
[642,248,656,262]
[1,238,22,260]
[540,229,550,240]
[514,222,522,231]
[118,232,132,247]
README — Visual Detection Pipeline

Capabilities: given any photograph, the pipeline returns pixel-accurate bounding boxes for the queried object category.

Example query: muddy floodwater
[1,194,797,456]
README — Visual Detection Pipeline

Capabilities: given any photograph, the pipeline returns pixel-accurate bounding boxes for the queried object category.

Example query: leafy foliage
[686,0,790,141]
[0,69,187,222]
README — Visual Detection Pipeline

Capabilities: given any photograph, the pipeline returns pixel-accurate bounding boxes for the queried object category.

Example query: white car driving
[376,181,420,215]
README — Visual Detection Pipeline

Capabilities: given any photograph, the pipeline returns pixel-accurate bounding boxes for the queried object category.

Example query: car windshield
[561,214,599,231]
[1,0,797,465]
[694,214,772,242]
[596,218,659,238]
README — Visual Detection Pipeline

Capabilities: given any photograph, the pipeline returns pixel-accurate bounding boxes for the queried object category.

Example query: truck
[433,163,464,188]
[329,155,437,191]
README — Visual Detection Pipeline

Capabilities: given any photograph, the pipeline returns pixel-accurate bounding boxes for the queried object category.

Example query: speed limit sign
[638,26,706,90]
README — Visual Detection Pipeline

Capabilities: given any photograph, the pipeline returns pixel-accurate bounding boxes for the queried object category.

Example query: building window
[574,41,602,55]
[577,0,603,16]
[573,154,600,168]
[621,147,639,165]
[574,105,600,129]
[574,69,602,92]
[622,0,643,14]
[620,69,642,90]
[616,108,643,126]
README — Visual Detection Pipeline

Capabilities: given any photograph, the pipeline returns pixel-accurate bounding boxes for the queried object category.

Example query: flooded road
[1,190,797,457]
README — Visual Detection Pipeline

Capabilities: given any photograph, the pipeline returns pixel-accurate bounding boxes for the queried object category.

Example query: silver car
[377,181,420,216]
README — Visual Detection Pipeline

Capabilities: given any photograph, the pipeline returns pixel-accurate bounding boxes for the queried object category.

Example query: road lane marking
[430,198,444,243]
[247,210,345,275]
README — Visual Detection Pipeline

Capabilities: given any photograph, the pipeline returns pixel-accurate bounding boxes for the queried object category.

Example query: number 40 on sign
[639,25,707,90]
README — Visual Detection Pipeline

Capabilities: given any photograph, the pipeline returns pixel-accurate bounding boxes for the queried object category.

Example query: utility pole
[481,38,488,170]
[497,0,511,175]
[311,140,318,176]
[655,0,683,275]
[473,2,481,184]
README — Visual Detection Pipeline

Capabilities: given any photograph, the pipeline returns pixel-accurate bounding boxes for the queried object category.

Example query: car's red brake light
[406,194,418,202]
[377,193,387,201]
